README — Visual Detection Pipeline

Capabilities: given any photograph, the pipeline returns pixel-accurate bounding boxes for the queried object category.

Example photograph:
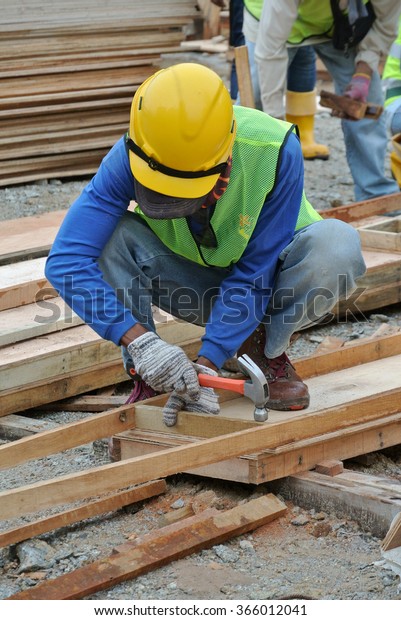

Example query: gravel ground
[1,81,401,602]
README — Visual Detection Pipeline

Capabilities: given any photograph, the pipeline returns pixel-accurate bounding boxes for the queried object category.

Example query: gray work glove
[127,332,199,397]
[162,363,220,427]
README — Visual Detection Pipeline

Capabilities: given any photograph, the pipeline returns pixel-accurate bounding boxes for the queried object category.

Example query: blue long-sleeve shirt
[45,129,304,368]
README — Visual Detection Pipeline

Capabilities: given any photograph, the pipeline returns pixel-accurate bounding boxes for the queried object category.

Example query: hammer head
[237,354,269,421]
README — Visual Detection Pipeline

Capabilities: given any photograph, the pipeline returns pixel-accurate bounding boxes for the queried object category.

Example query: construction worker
[254,0,401,202]
[211,0,245,100]
[45,63,366,428]
[383,14,401,187]
[242,0,329,160]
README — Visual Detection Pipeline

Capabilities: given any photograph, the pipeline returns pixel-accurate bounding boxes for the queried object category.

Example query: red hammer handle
[198,373,245,396]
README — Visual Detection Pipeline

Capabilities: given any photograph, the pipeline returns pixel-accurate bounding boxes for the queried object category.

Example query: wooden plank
[0,150,108,187]
[0,414,58,441]
[358,216,401,252]
[295,331,401,379]
[251,411,401,483]
[0,317,202,397]
[214,354,401,420]
[0,298,82,347]
[0,386,400,520]
[0,480,167,549]
[0,331,200,417]
[198,0,222,39]
[36,394,128,412]
[0,396,253,471]
[0,222,64,265]
[0,406,137,471]
[335,248,401,316]
[180,39,228,53]
[117,429,264,485]
[0,0,199,187]
[319,192,401,223]
[382,513,401,552]
[234,45,255,109]
[0,257,56,311]
[7,494,286,600]
[117,410,401,485]
[1,325,121,391]
[0,359,128,417]
[119,410,401,484]
[281,469,401,538]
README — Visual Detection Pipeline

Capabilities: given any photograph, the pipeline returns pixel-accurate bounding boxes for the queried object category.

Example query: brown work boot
[238,325,310,411]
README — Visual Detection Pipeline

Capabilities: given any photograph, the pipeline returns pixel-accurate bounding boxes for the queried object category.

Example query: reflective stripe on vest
[383,17,401,108]
[135,107,321,268]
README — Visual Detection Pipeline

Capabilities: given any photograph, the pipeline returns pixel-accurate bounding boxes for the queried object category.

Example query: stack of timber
[321,193,401,314]
[0,0,202,186]
[1,191,401,416]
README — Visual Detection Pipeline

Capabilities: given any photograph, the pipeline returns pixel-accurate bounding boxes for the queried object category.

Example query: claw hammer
[198,354,269,422]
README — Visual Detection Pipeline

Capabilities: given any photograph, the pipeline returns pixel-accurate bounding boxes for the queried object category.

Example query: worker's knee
[294,219,366,280]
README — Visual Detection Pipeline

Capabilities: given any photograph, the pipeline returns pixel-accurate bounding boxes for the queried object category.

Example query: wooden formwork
[1,332,401,534]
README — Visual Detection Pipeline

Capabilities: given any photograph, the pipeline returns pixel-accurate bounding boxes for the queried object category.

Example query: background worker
[382,13,401,186]
[254,0,401,202]
[45,63,366,428]
[242,0,329,160]
[211,0,245,100]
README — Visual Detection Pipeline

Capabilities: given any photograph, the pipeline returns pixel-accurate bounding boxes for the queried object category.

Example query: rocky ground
[1,81,401,602]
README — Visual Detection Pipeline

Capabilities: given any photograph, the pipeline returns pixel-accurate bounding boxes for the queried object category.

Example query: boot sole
[266,397,310,411]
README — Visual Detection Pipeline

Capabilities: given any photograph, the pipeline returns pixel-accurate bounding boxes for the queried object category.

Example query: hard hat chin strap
[125,134,227,179]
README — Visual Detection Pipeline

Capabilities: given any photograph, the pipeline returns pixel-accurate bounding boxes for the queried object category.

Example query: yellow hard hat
[126,62,236,218]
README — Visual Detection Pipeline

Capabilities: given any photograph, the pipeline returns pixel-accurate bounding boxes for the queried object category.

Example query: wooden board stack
[0,0,201,186]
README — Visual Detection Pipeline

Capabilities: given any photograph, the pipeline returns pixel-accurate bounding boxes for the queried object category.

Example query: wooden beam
[0,298,82,347]
[0,414,58,441]
[295,331,401,379]
[234,45,255,108]
[0,395,254,471]
[0,406,137,471]
[0,480,166,548]
[250,411,401,483]
[0,257,56,311]
[1,325,121,392]
[0,359,128,417]
[7,494,286,600]
[0,209,67,265]
[0,387,400,521]
[117,411,401,484]
[280,469,401,538]
[382,513,401,552]
[319,192,401,223]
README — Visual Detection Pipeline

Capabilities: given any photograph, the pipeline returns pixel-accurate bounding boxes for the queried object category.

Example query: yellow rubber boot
[391,134,401,188]
[390,152,401,187]
[286,89,330,161]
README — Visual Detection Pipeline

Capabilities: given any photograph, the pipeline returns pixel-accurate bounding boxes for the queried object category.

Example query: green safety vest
[243,0,263,21]
[288,0,370,45]
[135,107,321,268]
[383,15,401,108]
